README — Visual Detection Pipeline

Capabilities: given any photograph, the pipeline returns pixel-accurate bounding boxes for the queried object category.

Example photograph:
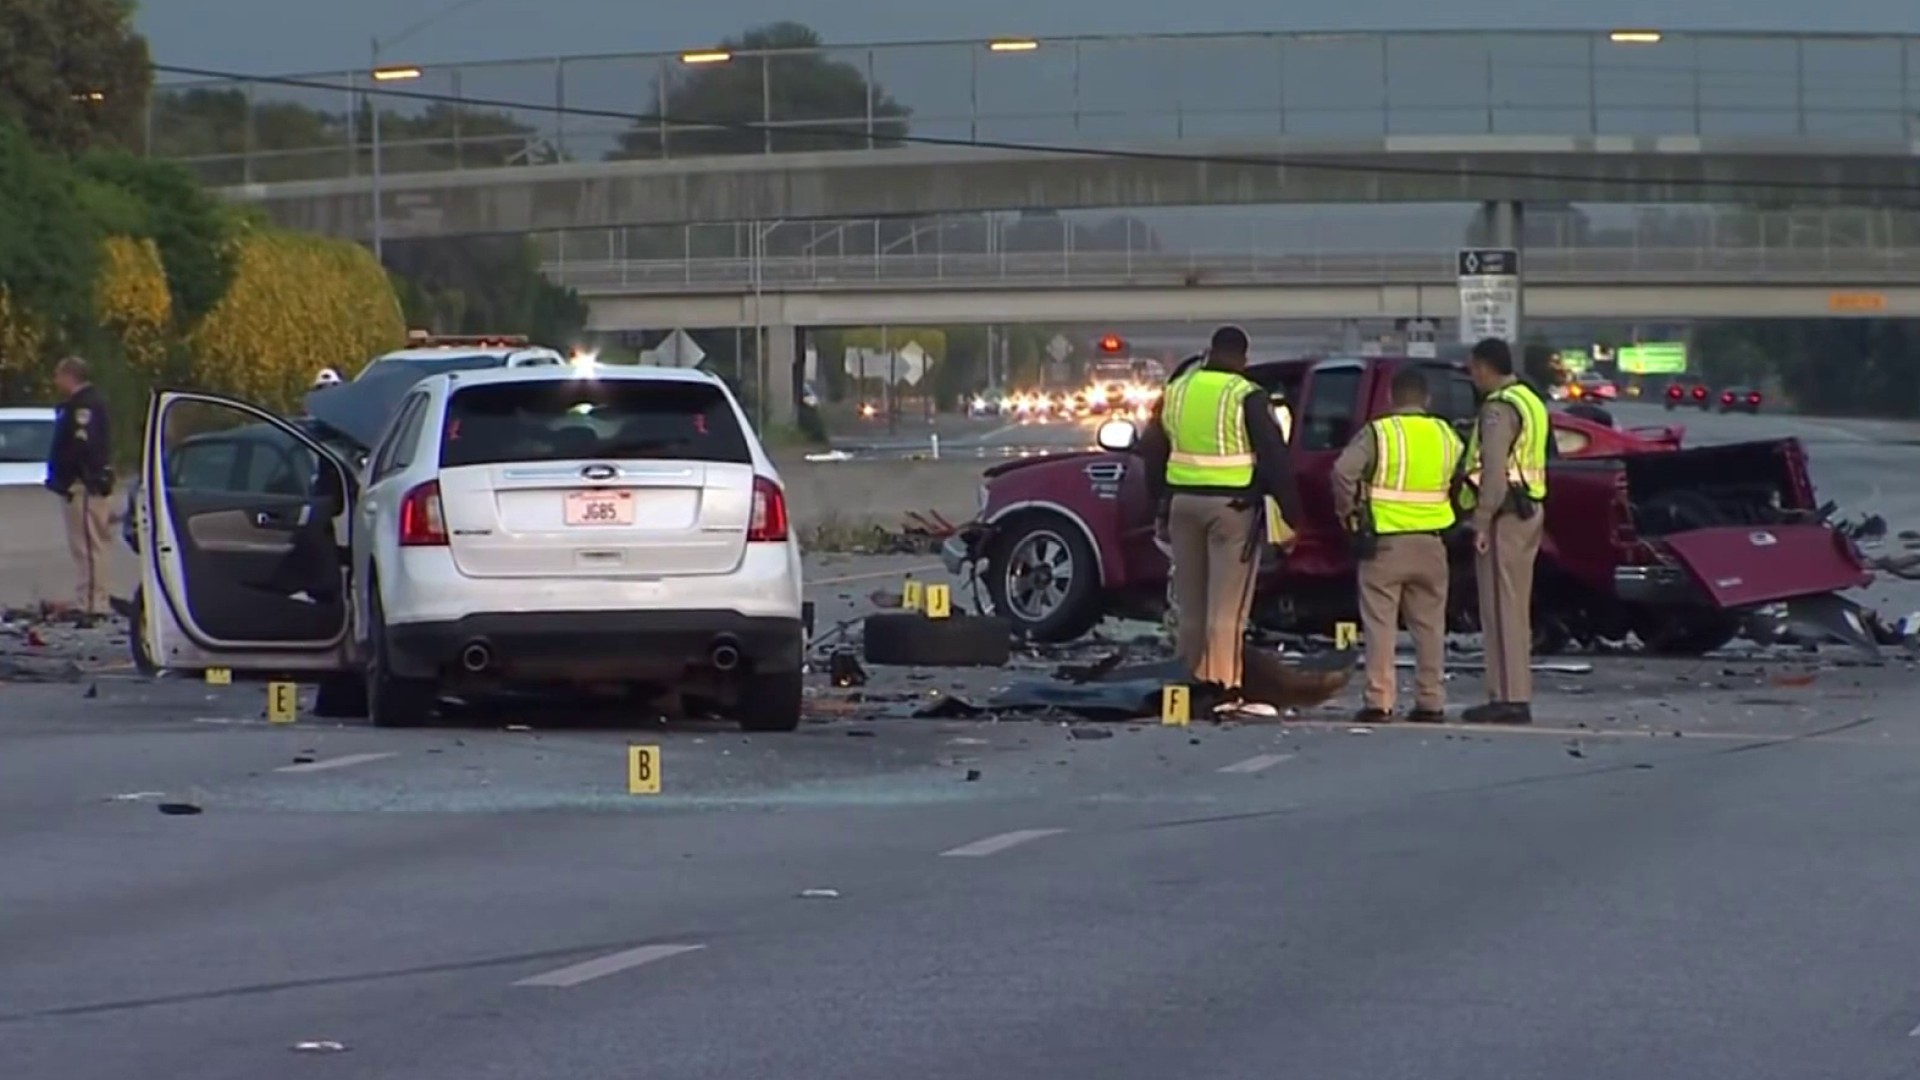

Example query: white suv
[135,365,806,731]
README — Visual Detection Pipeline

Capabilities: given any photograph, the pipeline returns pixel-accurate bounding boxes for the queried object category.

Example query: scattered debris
[844,729,877,738]
[1348,727,1375,736]
[964,768,982,782]
[156,802,203,816]
[1770,672,1818,688]
[828,649,868,688]
[1067,726,1115,741]
[105,791,165,802]
[797,888,841,900]
[291,1041,348,1053]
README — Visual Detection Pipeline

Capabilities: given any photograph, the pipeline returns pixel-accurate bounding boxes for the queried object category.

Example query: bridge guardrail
[543,247,1920,293]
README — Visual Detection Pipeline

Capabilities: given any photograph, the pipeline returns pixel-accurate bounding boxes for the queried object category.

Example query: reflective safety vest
[1161,368,1260,489]
[1366,414,1463,535]
[1460,380,1550,510]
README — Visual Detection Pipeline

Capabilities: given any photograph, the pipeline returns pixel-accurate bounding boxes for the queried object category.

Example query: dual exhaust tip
[455,637,743,674]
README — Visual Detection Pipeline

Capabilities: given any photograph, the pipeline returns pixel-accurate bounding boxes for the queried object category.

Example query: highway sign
[1617,342,1687,374]
[1047,334,1073,363]
[1457,248,1521,344]
[1405,318,1437,358]
[646,327,705,368]
[896,340,928,385]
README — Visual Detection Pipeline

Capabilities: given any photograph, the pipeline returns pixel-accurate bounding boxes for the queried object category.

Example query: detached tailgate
[1663,525,1870,608]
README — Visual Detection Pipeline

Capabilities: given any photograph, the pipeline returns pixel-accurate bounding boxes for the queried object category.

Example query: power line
[151,63,1920,200]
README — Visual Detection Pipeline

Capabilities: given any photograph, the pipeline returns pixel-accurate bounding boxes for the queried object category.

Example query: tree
[614,21,909,159]
[382,236,588,348]
[0,0,151,155]
[76,152,238,326]
[0,121,104,365]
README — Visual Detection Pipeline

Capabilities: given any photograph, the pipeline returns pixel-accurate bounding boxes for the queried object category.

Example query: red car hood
[1664,525,1871,607]
[983,451,1099,479]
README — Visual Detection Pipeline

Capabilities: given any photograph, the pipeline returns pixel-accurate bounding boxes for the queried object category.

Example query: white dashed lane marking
[514,944,706,988]
[940,829,1066,858]
[274,753,399,774]
[1217,753,1295,774]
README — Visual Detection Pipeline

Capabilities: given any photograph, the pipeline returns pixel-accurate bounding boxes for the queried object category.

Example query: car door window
[171,440,241,490]
[370,395,426,483]
[388,396,431,472]
[243,436,319,497]
[1299,368,1363,451]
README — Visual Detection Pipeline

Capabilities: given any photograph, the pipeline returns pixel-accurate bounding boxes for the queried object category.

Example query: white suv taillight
[748,476,788,542]
[399,480,448,546]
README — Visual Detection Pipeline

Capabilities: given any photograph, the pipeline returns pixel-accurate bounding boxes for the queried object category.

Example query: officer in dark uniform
[47,356,115,619]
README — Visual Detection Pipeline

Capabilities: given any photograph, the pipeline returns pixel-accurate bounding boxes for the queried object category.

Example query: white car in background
[356,332,569,380]
[0,407,55,486]
[136,364,806,731]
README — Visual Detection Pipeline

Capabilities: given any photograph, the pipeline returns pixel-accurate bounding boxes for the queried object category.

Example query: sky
[143,0,1920,76]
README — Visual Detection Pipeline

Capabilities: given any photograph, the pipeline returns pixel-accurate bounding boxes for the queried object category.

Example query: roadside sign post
[1456,248,1522,346]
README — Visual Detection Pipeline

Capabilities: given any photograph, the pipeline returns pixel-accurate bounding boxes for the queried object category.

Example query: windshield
[355,352,518,381]
[0,418,54,463]
[440,380,751,468]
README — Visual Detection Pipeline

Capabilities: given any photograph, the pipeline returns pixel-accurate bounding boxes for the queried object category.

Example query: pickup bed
[944,355,1870,655]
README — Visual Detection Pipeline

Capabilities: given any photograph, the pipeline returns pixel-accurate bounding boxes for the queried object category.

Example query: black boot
[1461,701,1532,726]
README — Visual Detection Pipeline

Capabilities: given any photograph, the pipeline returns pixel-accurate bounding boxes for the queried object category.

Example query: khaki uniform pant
[62,492,115,616]
[1168,494,1259,689]
[1475,510,1545,703]
[1357,533,1449,712]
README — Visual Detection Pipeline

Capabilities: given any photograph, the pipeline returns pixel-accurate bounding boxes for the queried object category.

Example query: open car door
[138,391,358,677]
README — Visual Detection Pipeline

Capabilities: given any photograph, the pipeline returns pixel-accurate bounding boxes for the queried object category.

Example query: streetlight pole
[371,37,386,265]
[366,0,494,265]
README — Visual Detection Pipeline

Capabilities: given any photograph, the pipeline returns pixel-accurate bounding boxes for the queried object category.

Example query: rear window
[439,380,750,468]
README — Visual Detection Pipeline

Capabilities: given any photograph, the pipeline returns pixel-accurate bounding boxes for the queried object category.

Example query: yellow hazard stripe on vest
[1369,486,1452,504]
[1169,451,1256,468]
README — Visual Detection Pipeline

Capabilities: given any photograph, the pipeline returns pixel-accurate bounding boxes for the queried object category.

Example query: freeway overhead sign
[1047,334,1073,363]
[1457,248,1521,345]
[1617,342,1688,374]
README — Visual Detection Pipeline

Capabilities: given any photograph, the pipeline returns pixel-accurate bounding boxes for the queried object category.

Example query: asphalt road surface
[7,408,1920,1079]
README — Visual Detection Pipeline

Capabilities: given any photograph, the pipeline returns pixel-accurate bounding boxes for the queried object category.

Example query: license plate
[564,489,635,526]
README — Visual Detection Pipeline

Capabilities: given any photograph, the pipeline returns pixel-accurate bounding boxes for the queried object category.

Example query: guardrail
[543,247,1920,293]
[152,29,1920,186]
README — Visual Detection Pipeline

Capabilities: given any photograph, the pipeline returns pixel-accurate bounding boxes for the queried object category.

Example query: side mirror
[1095,419,1138,452]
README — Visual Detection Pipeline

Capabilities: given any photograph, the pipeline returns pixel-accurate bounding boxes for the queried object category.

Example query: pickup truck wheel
[985,516,1102,642]
[1632,610,1740,656]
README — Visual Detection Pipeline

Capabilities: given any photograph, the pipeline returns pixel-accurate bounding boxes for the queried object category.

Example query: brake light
[1748,392,1762,403]
[399,481,447,546]
[1667,385,1682,398]
[1721,392,1734,403]
[748,476,788,542]
[1692,386,1707,399]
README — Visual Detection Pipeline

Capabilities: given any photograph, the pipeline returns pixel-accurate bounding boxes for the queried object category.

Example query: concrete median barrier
[0,459,991,605]
[0,486,136,610]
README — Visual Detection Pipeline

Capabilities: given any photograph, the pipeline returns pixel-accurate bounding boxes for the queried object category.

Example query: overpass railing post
[1795,38,1807,138]
[1903,38,1914,141]
[865,49,876,148]
[1379,34,1391,135]
[761,53,773,154]
[657,64,671,159]
[1690,36,1703,135]
[1586,36,1598,135]
[553,58,567,162]
[1276,36,1288,134]
[1484,41,1495,133]
[242,80,255,186]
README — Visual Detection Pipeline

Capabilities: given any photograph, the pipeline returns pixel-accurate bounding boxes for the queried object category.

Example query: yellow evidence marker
[1334,621,1360,649]
[1160,685,1191,726]
[901,579,925,612]
[925,583,952,619]
[205,668,232,685]
[627,745,661,795]
[267,681,298,724]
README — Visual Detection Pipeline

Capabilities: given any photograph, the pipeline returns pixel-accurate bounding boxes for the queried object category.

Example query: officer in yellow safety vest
[1458,337,1550,725]
[1140,326,1302,719]
[1332,366,1463,724]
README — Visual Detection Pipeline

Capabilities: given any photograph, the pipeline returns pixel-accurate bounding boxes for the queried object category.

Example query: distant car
[969,388,1007,417]
[1664,380,1712,411]
[357,332,568,380]
[0,407,55,487]
[1566,372,1618,402]
[1719,386,1765,414]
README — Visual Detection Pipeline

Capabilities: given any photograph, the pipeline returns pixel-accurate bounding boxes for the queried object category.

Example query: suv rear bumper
[385,610,804,681]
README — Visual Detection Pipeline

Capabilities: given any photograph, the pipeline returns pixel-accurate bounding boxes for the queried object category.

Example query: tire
[736,670,803,733]
[128,585,158,676]
[1632,609,1739,657]
[365,579,436,728]
[862,612,1013,667]
[983,514,1103,642]
[313,673,368,719]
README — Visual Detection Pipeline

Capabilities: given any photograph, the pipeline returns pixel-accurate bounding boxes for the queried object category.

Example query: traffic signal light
[1098,334,1125,354]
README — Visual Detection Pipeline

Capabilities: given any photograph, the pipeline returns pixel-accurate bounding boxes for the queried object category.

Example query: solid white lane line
[513,944,705,988]
[1218,753,1295,774]
[940,828,1066,858]
[273,753,398,774]
[1909,1019,1920,1037]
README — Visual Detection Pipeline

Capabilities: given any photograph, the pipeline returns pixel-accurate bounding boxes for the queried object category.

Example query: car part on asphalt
[862,612,1013,667]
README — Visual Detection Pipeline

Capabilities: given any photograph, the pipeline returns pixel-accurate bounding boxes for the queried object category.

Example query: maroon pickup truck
[941,355,1872,656]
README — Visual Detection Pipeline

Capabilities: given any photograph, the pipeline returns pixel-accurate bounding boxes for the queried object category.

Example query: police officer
[1459,338,1550,725]
[1332,366,1463,724]
[1140,326,1301,718]
[46,356,115,621]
